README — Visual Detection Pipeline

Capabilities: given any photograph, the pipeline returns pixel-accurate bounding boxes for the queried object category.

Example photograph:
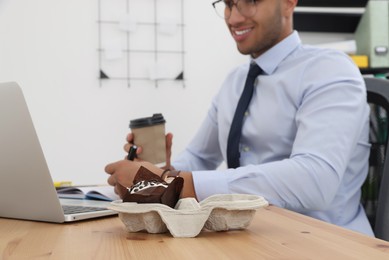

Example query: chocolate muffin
[123,166,184,208]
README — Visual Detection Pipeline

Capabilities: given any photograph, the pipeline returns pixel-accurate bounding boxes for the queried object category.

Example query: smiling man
[106,0,374,236]
[225,0,292,58]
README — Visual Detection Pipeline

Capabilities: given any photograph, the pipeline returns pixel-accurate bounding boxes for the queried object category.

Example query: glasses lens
[213,1,228,19]
[213,0,257,19]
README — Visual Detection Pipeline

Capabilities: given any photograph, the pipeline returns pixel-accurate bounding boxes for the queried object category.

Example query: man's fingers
[123,142,143,155]
[115,184,128,198]
[107,174,116,186]
[127,133,134,142]
[105,161,118,175]
[166,133,173,150]
[124,143,130,153]
[165,132,173,168]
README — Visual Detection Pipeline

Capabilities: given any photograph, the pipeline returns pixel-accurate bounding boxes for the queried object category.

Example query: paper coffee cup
[130,113,166,164]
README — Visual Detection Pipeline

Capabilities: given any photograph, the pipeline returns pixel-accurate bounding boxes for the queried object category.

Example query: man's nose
[227,5,246,23]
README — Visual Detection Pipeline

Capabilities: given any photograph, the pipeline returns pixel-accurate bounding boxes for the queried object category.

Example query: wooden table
[1,206,388,259]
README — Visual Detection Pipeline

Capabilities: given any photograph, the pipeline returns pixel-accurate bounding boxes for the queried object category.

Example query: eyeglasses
[212,0,258,20]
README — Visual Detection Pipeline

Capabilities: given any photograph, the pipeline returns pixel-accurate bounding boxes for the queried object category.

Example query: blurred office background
[0,0,373,184]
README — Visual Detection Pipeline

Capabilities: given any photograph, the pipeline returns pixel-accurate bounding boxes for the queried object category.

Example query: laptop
[0,82,117,222]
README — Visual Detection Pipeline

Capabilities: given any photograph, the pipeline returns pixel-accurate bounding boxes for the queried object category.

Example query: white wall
[0,0,246,185]
[0,0,353,185]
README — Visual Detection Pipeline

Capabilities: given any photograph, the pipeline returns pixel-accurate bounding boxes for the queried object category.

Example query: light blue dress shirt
[172,31,373,236]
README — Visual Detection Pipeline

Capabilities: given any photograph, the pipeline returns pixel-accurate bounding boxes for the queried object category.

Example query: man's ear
[284,0,298,18]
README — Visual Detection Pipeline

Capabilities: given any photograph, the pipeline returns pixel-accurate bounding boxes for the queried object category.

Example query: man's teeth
[235,29,251,35]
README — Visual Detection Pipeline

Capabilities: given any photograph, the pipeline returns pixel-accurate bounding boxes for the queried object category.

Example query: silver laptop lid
[0,82,66,222]
[0,82,117,223]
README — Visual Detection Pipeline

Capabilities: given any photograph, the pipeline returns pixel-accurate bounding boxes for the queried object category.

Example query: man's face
[225,0,293,58]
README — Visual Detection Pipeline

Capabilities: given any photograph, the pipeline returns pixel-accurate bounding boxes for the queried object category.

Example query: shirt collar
[252,31,301,75]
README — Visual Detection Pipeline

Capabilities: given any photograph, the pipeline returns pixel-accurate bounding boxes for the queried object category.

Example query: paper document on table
[56,185,120,201]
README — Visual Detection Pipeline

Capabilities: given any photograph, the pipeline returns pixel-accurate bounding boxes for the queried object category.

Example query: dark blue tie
[227,63,262,168]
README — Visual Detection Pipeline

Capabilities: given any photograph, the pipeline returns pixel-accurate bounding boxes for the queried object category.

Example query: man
[106,0,374,236]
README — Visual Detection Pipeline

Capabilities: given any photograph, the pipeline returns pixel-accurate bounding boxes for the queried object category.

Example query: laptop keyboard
[62,205,107,214]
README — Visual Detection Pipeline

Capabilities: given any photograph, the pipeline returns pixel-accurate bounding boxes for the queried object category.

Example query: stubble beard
[236,7,284,57]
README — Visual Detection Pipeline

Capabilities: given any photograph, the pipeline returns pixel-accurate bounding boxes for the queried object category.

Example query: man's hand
[125,132,174,169]
[105,159,164,198]
[105,160,136,198]
[164,132,173,170]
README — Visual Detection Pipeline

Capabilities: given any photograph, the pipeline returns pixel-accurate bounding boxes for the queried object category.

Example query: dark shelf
[297,0,368,8]
[294,0,369,33]
[361,68,389,75]
[294,12,362,33]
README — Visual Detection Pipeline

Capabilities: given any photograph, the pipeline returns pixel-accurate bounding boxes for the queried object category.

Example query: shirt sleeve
[192,53,370,213]
[172,97,224,171]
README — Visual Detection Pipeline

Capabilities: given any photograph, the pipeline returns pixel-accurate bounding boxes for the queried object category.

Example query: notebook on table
[0,82,117,222]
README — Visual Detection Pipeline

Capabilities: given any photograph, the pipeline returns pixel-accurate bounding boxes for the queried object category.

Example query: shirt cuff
[191,170,230,201]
